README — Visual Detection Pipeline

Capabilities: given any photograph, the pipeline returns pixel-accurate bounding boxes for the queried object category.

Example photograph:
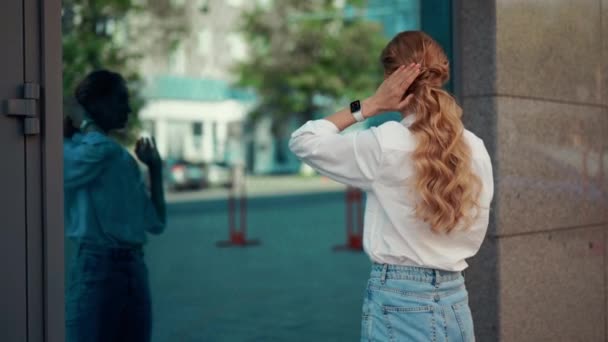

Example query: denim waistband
[78,243,143,259]
[370,263,463,284]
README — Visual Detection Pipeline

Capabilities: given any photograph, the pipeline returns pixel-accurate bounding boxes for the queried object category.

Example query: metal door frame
[1,0,62,340]
[40,0,64,341]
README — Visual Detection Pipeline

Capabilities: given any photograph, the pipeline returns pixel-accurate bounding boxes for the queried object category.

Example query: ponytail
[408,75,482,233]
[380,31,482,234]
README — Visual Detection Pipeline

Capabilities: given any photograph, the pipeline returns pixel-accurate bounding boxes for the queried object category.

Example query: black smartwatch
[350,100,364,122]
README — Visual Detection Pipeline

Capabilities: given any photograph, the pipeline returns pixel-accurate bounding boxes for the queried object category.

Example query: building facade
[455,1,608,340]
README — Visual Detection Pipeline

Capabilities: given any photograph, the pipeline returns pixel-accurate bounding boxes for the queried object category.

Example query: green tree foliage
[235,0,388,136]
[62,0,187,143]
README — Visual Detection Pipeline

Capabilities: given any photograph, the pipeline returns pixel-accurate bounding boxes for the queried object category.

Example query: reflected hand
[369,63,420,114]
[135,137,162,169]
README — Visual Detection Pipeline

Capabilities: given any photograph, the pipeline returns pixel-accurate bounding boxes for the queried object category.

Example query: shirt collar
[72,131,114,146]
[400,113,416,127]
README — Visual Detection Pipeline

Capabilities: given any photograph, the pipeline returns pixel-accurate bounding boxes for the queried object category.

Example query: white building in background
[133,0,256,166]
[139,92,250,163]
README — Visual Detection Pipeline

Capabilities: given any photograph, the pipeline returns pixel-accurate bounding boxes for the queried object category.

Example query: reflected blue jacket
[64,132,164,247]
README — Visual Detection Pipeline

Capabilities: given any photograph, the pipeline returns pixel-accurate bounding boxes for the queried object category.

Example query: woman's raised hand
[369,63,421,115]
[135,137,162,169]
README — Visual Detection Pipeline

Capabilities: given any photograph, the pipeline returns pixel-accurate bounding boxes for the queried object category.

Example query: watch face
[350,100,361,113]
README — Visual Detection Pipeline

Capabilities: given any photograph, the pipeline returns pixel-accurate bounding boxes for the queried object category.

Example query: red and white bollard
[216,165,260,248]
[333,187,364,251]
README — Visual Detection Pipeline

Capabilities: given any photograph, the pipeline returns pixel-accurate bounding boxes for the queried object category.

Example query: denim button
[433,294,440,302]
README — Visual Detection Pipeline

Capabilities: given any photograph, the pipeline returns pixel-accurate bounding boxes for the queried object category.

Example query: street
[151,184,368,341]
[165,174,346,203]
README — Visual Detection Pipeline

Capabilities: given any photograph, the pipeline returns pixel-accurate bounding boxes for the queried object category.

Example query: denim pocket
[368,281,436,342]
[452,298,475,342]
[382,304,435,342]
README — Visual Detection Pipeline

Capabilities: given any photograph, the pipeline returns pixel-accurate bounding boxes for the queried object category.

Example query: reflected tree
[235,0,388,139]
[62,0,188,143]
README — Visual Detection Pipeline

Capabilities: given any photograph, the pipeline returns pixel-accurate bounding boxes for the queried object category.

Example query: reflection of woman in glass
[64,70,166,342]
[290,31,493,341]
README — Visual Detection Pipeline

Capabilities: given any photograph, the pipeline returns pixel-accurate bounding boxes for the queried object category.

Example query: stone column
[454,0,608,340]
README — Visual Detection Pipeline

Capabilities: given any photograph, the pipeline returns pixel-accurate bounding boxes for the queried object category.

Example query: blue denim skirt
[361,263,474,342]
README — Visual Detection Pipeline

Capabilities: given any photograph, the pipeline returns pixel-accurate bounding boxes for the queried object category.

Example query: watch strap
[352,110,365,122]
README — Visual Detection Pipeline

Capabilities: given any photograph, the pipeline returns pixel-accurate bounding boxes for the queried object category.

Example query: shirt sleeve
[478,140,495,208]
[63,138,118,189]
[288,119,383,191]
[128,158,165,235]
[141,180,165,235]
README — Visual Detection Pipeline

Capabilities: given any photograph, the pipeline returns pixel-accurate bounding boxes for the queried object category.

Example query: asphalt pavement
[150,179,368,341]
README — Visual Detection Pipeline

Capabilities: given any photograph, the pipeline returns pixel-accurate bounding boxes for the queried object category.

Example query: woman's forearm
[148,166,166,225]
[324,97,381,131]
[324,64,420,131]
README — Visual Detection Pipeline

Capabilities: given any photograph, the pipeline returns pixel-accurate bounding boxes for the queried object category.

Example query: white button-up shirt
[289,115,494,271]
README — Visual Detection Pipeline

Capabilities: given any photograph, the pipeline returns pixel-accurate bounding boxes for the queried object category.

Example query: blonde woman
[289,31,493,341]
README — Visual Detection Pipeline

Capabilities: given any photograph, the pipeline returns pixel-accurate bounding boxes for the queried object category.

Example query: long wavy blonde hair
[381,31,482,234]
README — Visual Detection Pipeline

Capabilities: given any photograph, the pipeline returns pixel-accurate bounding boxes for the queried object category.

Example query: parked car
[165,159,206,191]
[205,162,233,188]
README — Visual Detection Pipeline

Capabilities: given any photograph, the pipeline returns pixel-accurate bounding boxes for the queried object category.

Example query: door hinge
[3,83,40,136]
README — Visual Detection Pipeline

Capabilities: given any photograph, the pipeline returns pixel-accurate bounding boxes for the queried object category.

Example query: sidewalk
[165,175,346,203]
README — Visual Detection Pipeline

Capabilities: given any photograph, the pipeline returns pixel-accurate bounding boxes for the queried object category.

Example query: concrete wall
[454,0,608,340]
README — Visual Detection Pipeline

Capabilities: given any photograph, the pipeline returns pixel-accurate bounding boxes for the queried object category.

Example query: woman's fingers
[375,63,421,111]
[389,64,414,85]
[398,94,415,110]
[143,139,152,152]
[136,138,152,156]
[386,63,420,96]
[399,63,421,89]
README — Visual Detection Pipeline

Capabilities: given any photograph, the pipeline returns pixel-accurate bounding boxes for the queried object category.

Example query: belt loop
[380,264,388,285]
[434,269,441,287]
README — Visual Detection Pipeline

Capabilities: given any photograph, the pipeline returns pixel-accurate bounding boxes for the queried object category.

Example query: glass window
[170,46,187,75]
[212,121,218,159]
[193,122,203,150]
[197,29,212,55]
[226,0,243,7]
[63,1,453,341]
[227,33,247,61]
[192,122,203,136]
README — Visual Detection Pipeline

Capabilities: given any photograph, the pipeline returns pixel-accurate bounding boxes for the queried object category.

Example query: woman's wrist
[148,162,163,173]
[362,97,382,118]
